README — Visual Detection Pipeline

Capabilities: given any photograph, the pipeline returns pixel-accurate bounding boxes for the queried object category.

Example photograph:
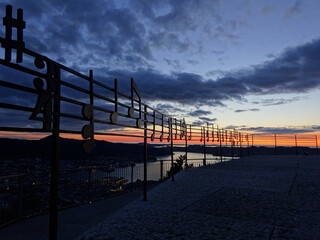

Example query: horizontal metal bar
[60,80,90,94]
[0,102,34,112]
[0,126,47,132]
[0,59,46,79]
[0,80,37,94]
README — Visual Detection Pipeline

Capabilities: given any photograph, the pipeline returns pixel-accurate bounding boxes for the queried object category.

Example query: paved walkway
[76,155,320,240]
[0,188,147,240]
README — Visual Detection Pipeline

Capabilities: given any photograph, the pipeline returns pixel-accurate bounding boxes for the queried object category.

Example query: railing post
[203,127,206,166]
[316,135,319,155]
[185,128,188,169]
[143,105,148,201]
[49,65,60,240]
[219,130,223,162]
[170,118,174,181]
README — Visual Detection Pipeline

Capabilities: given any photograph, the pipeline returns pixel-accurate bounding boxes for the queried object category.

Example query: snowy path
[76,155,320,240]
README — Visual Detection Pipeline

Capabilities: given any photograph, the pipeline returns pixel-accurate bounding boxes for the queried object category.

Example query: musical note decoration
[110,78,118,124]
[130,78,142,128]
[29,56,59,131]
[188,125,192,141]
[1,5,25,63]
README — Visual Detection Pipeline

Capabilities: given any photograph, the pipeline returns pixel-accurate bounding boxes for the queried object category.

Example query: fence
[0,5,319,239]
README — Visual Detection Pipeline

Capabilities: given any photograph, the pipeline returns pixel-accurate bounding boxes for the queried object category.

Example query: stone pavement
[76,155,320,240]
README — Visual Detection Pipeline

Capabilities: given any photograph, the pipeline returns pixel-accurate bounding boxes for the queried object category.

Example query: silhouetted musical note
[200,127,203,142]
[188,125,192,140]
[129,78,142,128]
[110,78,118,124]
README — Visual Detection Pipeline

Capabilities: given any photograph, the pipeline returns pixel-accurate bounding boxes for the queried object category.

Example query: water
[100,152,231,183]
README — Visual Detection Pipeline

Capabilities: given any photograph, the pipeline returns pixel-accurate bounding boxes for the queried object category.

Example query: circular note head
[160,135,163,142]
[82,104,93,119]
[188,136,192,141]
[200,138,203,142]
[136,119,142,128]
[151,133,155,141]
[34,56,46,69]
[33,78,44,90]
[81,124,94,139]
[128,107,134,118]
[207,138,209,142]
[110,112,118,124]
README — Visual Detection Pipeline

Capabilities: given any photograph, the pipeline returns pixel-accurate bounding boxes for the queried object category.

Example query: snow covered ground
[75,155,320,240]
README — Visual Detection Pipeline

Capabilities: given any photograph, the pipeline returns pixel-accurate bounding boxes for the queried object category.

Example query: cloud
[199,117,217,122]
[189,110,211,117]
[285,0,302,18]
[235,108,260,113]
[1,1,320,114]
[252,97,303,106]
[240,126,320,134]
[163,58,184,71]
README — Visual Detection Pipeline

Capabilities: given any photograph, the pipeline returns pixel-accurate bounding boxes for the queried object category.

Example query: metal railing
[0,5,319,239]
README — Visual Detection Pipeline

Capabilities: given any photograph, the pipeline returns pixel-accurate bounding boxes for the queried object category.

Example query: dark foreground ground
[0,183,159,240]
[76,155,320,240]
[1,156,320,240]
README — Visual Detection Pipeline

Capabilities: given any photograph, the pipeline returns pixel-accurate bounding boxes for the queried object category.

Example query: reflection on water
[107,152,232,183]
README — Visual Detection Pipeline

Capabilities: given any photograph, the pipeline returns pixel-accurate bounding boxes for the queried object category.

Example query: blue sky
[0,0,320,134]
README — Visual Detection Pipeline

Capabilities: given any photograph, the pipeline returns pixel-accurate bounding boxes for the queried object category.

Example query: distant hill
[0,136,170,161]
[0,136,317,161]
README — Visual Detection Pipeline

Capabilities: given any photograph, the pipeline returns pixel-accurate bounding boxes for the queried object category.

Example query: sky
[0,0,320,137]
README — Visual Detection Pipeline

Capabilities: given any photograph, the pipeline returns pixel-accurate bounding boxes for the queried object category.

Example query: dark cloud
[163,58,183,71]
[1,1,320,114]
[240,126,320,134]
[191,120,204,126]
[235,108,260,113]
[199,117,217,122]
[189,110,211,117]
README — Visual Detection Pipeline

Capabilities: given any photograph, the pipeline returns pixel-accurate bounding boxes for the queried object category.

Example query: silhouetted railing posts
[274,134,277,155]
[170,118,174,181]
[295,135,298,155]
[316,135,319,155]
[143,105,147,201]
[185,127,188,169]
[49,64,61,240]
[219,130,223,162]
[203,127,206,166]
